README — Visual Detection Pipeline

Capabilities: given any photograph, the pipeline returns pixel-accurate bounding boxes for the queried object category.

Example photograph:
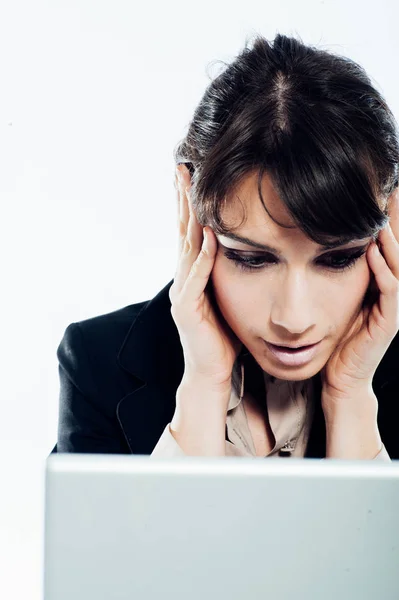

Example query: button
[279,440,295,457]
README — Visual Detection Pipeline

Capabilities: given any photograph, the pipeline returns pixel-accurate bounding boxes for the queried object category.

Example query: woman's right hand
[169,164,243,398]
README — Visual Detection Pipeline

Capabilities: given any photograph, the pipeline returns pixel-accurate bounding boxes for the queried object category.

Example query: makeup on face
[212,231,373,369]
[215,233,371,274]
[264,340,323,366]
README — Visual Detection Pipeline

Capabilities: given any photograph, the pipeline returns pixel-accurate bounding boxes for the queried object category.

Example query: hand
[320,187,399,412]
[169,164,243,398]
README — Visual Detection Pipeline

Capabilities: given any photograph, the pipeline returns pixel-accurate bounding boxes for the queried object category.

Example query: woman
[51,33,399,460]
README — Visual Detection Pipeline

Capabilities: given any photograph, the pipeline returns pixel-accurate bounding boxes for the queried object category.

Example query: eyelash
[222,248,367,273]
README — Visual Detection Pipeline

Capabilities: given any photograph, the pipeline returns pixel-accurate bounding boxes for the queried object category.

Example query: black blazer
[50,278,399,459]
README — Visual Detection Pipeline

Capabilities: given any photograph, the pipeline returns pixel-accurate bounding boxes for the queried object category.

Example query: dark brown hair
[173,33,399,246]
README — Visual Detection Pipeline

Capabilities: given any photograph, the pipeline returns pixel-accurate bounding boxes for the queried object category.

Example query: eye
[320,248,367,271]
[222,248,367,273]
[223,251,271,271]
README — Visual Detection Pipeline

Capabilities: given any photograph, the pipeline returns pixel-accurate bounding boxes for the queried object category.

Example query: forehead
[219,171,371,251]
[222,170,298,232]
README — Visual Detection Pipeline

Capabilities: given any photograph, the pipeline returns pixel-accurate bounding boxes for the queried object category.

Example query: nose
[270,273,316,335]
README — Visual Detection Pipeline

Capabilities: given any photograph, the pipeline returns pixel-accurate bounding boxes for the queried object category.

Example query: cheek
[210,259,267,329]
[210,260,240,312]
[326,264,372,331]
[210,254,372,333]
[348,262,372,305]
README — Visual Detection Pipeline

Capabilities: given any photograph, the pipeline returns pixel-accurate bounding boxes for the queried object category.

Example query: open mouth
[271,344,314,352]
[265,340,322,366]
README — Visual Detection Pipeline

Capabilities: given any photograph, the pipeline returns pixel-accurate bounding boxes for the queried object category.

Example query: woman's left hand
[320,188,399,412]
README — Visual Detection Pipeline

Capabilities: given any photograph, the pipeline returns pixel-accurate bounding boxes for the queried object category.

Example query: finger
[175,190,207,295]
[177,166,194,256]
[376,222,399,280]
[180,227,218,307]
[176,218,201,293]
[186,187,203,251]
[172,165,217,305]
[174,172,179,222]
[367,240,399,335]
[176,165,189,238]
[173,166,199,294]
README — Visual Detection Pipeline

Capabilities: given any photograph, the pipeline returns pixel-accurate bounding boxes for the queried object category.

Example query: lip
[268,341,320,348]
[265,340,322,366]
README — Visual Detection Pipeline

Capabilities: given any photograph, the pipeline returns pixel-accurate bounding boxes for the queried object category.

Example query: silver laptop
[44,454,399,600]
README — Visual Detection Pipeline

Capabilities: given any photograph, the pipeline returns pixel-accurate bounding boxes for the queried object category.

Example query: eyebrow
[217,232,367,255]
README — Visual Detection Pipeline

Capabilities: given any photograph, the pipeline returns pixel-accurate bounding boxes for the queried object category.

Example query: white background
[1,1,398,598]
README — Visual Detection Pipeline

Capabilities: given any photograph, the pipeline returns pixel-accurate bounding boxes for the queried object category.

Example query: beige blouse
[151,353,390,461]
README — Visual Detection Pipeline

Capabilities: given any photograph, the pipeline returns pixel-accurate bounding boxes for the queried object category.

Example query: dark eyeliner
[221,245,368,273]
[320,247,367,270]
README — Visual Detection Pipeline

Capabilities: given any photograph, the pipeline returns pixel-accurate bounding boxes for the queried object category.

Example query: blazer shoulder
[54,298,154,447]
[77,298,149,335]
[57,298,150,360]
